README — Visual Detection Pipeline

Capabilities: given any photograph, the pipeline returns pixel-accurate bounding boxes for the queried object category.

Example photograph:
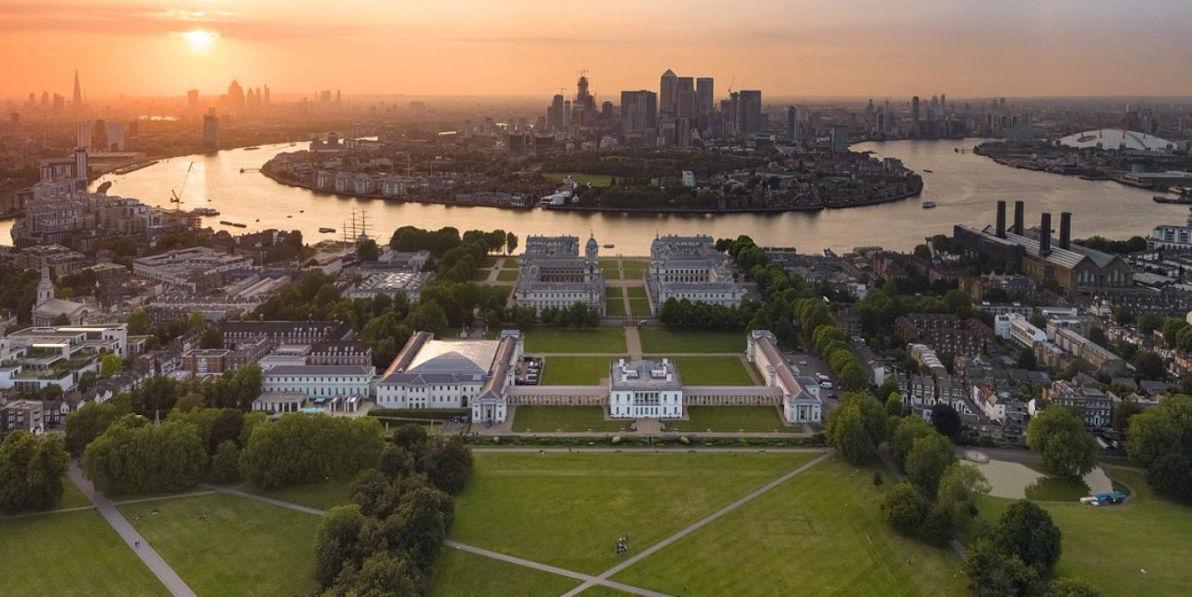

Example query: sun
[180,29,218,53]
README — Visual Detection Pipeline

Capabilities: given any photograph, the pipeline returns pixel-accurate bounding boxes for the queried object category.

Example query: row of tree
[808,319,869,392]
[884,417,987,544]
[658,298,753,330]
[0,432,69,512]
[1126,395,1192,502]
[315,425,472,595]
[240,414,386,489]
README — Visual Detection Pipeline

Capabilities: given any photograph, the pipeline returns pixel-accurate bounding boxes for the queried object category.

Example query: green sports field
[0,509,168,596]
[120,494,321,596]
[449,451,820,574]
[614,457,968,595]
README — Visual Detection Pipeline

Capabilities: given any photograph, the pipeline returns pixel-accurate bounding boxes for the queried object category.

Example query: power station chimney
[995,201,1006,238]
[1013,200,1025,235]
[1039,213,1052,256]
[1059,212,1072,250]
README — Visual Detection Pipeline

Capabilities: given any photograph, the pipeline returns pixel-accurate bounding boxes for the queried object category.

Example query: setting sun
[180,29,218,53]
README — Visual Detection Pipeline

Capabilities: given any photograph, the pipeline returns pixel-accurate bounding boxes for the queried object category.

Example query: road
[67,461,197,597]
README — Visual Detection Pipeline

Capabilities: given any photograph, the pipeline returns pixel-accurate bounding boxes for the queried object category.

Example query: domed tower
[586,233,599,264]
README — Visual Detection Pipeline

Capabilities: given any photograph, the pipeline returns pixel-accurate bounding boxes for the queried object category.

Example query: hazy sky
[2,0,1190,99]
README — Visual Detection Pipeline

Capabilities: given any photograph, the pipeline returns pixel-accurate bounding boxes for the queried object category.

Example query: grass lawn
[501,257,519,269]
[250,478,354,511]
[659,356,756,386]
[496,269,519,282]
[600,260,621,280]
[429,547,579,596]
[59,474,92,509]
[664,407,787,433]
[471,268,492,281]
[542,172,614,187]
[483,256,500,267]
[625,286,648,299]
[121,494,321,596]
[620,260,648,277]
[525,328,627,354]
[541,356,612,385]
[451,451,820,574]
[0,510,168,596]
[639,328,744,353]
[605,297,626,317]
[627,299,652,317]
[980,469,1192,595]
[615,457,967,596]
[511,406,629,433]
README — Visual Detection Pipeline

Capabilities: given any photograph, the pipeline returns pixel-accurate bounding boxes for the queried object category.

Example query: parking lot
[783,351,840,415]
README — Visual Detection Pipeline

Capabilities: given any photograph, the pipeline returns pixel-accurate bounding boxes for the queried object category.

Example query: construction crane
[170,161,194,209]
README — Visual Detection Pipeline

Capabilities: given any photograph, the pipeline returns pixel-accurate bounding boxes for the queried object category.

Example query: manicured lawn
[525,328,627,354]
[511,406,629,433]
[980,469,1192,596]
[429,547,579,596]
[605,297,626,317]
[615,457,967,596]
[542,172,614,187]
[600,260,621,279]
[0,510,168,596]
[625,286,648,299]
[250,478,354,511]
[621,259,648,277]
[451,451,819,574]
[484,256,500,267]
[663,407,787,433]
[496,269,519,281]
[639,328,744,353]
[501,257,519,269]
[541,356,612,385]
[659,356,756,386]
[471,268,492,281]
[59,474,92,509]
[121,494,321,596]
[627,299,652,317]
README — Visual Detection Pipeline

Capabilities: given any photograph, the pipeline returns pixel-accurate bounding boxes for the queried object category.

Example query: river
[1,138,1178,254]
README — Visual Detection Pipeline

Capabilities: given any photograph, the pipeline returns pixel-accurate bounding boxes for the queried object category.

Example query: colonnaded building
[513,234,606,316]
[646,234,746,314]
[375,330,523,423]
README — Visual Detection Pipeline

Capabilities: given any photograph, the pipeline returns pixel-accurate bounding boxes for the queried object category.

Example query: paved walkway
[201,484,325,516]
[561,449,835,596]
[445,541,669,597]
[67,462,197,597]
[625,326,643,360]
[484,257,504,283]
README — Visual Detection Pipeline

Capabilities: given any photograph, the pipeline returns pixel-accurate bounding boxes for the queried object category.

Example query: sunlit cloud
[176,28,219,53]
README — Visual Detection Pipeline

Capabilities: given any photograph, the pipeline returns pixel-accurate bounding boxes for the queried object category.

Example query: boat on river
[1153,195,1192,205]
[319,227,336,233]
[921,201,937,209]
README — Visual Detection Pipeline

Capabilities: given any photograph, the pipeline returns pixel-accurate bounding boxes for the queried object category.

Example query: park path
[202,483,667,596]
[625,326,643,360]
[561,449,835,597]
[485,257,505,283]
[67,461,197,597]
[444,541,670,597]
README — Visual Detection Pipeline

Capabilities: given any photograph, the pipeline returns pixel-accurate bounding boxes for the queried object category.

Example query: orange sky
[2,0,1190,99]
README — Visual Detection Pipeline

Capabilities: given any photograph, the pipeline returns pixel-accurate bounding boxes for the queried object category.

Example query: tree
[199,327,223,349]
[83,416,207,495]
[880,481,929,536]
[891,416,934,467]
[357,238,380,262]
[0,432,69,512]
[174,392,206,414]
[64,400,125,456]
[994,500,1063,573]
[1133,351,1167,380]
[405,302,449,336]
[240,414,384,489]
[1026,408,1096,478]
[936,462,991,533]
[392,424,428,451]
[127,308,149,335]
[885,392,904,416]
[1138,312,1163,335]
[418,438,473,495]
[930,403,962,439]
[505,232,518,255]
[100,353,123,377]
[1047,578,1101,596]
[315,505,366,588]
[905,431,956,496]
[332,552,425,596]
[208,440,242,484]
[964,538,1046,597]
[826,393,888,464]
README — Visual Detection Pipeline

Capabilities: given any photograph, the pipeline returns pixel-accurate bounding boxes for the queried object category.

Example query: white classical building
[608,358,684,419]
[514,235,605,315]
[747,330,823,423]
[646,234,745,314]
[260,364,375,400]
[376,330,522,422]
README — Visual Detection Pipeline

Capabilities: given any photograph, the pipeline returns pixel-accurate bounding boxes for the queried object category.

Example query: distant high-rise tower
[203,109,220,151]
[76,121,93,149]
[659,69,677,117]
[187,89,200,109]
[227,80,245,110]
[695,78,714,116]
[737,90,762,136]
[620,90,657,138]
[911,96,921,122]
[786,106,799,145]
[72,70,82,111]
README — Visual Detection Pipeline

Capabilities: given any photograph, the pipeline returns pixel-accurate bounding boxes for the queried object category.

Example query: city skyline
[2,0,1191,99]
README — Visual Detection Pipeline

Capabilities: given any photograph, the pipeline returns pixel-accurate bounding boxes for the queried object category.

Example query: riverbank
[259,167,536,211]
